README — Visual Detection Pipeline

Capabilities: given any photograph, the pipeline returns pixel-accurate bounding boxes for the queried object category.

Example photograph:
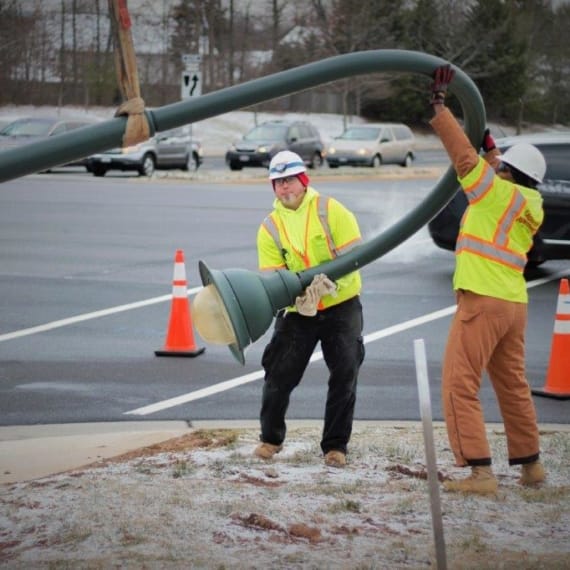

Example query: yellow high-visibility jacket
[431,108,544,303]
[257,186,362,311]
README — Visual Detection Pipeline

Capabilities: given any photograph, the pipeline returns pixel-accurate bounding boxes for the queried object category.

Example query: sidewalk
[0,421,195,484]
[0,419,305,484]
[2,420,568,485]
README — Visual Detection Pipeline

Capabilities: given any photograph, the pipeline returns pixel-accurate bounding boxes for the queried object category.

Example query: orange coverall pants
[442,290,540,467]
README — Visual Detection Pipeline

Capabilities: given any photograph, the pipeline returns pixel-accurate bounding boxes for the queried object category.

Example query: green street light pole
[0,50,482,183]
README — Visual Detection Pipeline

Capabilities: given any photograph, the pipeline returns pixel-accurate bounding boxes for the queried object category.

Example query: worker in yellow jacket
[255,150,365,468]
[430,65,546,493]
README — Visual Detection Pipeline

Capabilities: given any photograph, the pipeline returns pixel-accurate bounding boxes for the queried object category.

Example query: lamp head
[191,261,303,364]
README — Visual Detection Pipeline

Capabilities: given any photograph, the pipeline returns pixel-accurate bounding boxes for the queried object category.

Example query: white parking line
[124,305,457,416]
[0,287,202,343]
[124,268,569,416]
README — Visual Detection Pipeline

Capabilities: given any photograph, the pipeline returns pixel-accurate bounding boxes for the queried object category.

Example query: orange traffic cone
[155,249,205,358]
[532,278,570,399]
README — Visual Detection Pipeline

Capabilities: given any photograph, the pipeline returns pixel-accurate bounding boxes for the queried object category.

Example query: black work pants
[259,296,365,455]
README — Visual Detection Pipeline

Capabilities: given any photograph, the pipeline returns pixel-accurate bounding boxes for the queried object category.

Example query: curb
[2,420,568,485]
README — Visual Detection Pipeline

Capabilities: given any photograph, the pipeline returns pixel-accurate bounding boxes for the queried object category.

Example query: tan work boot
[519,461,546,486]
[324,450,346,468]
[443,466,498,495]
[254,442,283,460]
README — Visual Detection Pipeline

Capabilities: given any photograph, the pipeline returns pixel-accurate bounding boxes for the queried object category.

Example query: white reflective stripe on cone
[173,263,186,281]
[554,319,570,335]
[556,293,570,315]
[553,289,570,334]
[172,285,188,298]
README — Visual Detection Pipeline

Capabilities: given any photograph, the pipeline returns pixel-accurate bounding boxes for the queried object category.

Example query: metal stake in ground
[414,338,447,570]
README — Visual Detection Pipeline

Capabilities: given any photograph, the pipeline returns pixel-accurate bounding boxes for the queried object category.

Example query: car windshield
[244,124,288,141]
[338,127,381,141]
[0,119,54,137]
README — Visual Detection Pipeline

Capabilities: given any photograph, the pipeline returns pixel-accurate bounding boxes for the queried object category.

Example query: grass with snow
[1,424,569,568]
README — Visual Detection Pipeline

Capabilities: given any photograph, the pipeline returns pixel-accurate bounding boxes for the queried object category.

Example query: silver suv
[326,123,415,168]
[86,126,203,177]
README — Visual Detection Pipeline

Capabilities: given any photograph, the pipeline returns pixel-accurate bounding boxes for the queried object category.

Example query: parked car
[0,118,15,131]
[225,120,324,171]
[428,131,570,267]
[326,123,415,168]
[0,116,96,168]
[86,126,203,177]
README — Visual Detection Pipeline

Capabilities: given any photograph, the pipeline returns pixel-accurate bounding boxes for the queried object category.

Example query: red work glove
[430,64,455,106]
[481,128,496,152]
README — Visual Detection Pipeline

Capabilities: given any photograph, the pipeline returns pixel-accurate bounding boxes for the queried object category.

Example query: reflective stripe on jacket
[455,157,544,302]
[262,194,339,260]
[257,187,362,310]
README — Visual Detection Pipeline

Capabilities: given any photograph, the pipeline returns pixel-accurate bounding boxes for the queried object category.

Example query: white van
[326,123,415,168]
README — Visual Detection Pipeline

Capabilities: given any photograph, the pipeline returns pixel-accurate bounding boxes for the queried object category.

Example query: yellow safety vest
[455,157,544,303]
[257,187,362,310]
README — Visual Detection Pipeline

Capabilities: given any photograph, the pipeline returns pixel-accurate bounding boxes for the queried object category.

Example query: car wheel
[309,152,323,169]
[371,155,382,168]
[139,153,156,177]
[183,152,199,172]
[92,165,107,177]
[229,162,242,171]
[402,153,413,168]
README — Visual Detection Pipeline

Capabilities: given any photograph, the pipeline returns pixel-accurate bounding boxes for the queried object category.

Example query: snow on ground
[1,424,569,568]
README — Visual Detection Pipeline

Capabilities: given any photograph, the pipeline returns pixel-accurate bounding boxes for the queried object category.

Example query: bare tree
[1,0,568,124]
[228,0,234,85]
[58,0,66,107]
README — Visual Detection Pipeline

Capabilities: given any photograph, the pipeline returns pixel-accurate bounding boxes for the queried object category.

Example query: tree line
[1,0,569,129]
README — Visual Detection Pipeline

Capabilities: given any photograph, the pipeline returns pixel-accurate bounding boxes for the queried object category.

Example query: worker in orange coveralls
[429,65,547,494]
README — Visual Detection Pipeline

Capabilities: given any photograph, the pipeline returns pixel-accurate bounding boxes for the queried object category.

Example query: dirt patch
[92,428,240,467]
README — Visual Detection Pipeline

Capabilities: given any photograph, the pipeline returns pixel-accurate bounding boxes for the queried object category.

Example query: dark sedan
[225,120,324,171]
[428,132,570,267]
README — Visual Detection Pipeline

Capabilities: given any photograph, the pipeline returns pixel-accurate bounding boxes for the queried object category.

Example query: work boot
[519,461,546,486]
[443,466,498,495]
[324,450,346,468]
[254,442,283,460]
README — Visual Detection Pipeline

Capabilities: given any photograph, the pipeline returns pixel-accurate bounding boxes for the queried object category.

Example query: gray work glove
[295,274,337,317]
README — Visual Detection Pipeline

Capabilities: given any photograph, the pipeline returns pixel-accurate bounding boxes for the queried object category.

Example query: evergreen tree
[463,0,527,122]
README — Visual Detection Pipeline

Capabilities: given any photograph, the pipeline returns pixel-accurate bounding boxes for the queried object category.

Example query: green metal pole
[0,50,483,184]
[297,167,460,288]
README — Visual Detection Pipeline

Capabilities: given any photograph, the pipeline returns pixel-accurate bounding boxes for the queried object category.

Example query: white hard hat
[500,143,546,184]
[268,150,306,180]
